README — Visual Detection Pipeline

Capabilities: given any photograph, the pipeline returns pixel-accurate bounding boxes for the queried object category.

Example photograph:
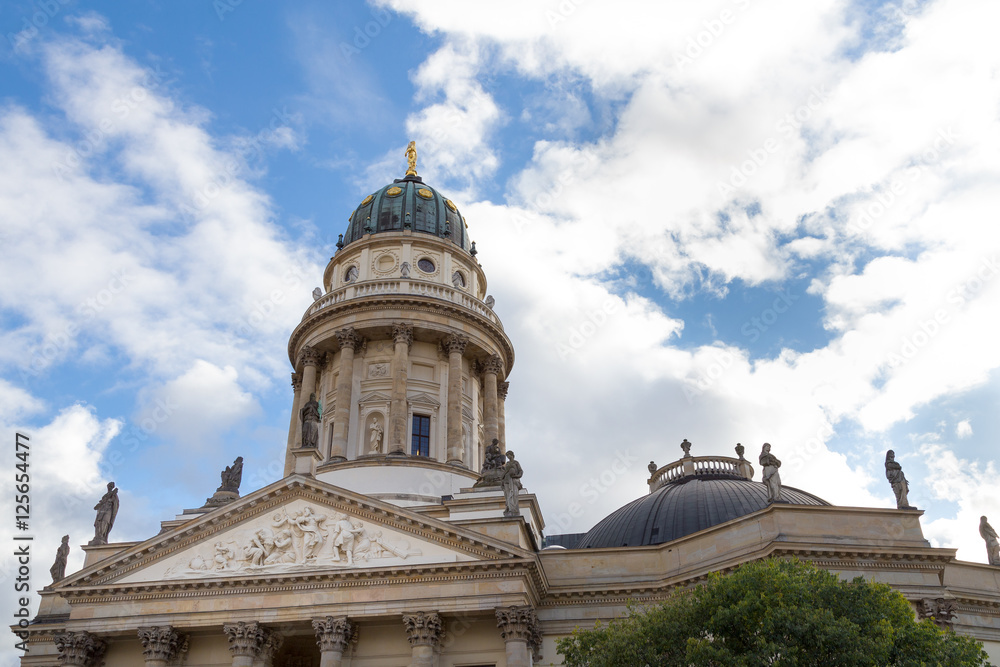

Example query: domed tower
[283,144,513,506]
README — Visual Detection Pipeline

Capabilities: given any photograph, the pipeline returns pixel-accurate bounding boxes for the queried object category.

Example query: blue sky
[2,1,1000,660]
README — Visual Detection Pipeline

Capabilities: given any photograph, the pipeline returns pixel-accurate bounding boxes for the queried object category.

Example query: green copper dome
[342,174,471,252]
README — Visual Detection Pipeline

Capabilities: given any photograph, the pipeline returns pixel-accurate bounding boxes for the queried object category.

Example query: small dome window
[417,258,435,273]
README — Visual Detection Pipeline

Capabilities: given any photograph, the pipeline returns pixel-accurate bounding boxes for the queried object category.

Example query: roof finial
[405,141,418,177]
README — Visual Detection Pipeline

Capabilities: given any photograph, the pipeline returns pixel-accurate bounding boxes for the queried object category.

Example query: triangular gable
[407,392,440,407]
[357,390,392,403]
[56,475,530,589]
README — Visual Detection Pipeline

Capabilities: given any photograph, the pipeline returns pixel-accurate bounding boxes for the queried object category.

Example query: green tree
[557,558,989,667]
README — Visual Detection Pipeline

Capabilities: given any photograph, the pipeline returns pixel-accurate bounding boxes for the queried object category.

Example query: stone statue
[218,456,243,493]
[885,450,914,509]
[312,287,322,301]
[88,482,119,546]
[501,451,524,518]
[735,443,745,459]
[50,535,69,583]
[680,438,692,457]
[300,393,321,449]
[474,439,507,487]
[369,417,384,454]
[759,443,782,503]
[452,271,464,288]
[485,295,495,309]
[648,461,657,474]
[400,261,410,278]
[981,516,1000,566]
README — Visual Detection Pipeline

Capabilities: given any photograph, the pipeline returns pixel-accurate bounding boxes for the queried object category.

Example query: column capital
[223,621,281,658]
[335,327,365,351]
[495,605,538,643]
[483,354,504,376]
[443,333,469,355]
[313,615,357,653]
[299,346,323,368]
[392,322,414,347]
[402,611,445,648]
[54,631,107,667]
[291,372,302,390]
[137,625,187,663]
[498,380,509,400]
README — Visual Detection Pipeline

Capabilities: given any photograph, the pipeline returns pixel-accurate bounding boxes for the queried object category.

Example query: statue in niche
[680,438,692,457]
[981,516,1000,565]
[452,271,465,288]
[300,393,321,449]
[218,456,243,493]
[502,451,524,517]
[49,535,70,583]
[369,417,384,454]
[88,482,119,546]
[345,265,358,283]
[759,443,783,503]
[884,450,915,509]
[400,261,410,278]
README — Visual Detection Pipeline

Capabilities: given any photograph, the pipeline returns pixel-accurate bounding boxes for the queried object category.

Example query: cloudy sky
[2,0,999,658]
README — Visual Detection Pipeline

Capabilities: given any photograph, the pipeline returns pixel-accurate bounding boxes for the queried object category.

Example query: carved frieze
[368,363,390,378]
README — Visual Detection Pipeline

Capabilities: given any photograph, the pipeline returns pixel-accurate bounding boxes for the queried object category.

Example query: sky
[2,0,1000,661]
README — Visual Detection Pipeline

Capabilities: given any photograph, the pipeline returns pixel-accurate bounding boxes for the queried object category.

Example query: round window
[345,266,359,283]
[377,254,396,272]
[417,258,435,273]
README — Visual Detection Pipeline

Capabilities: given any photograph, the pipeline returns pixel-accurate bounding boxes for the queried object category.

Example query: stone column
[444,333,468,465]
[313,615,357,667]
[53,631,107,667]
[497,380,509,452]
[331,328,363,461]
[482,355,504,450]
[388,323,413,455]
[402,612,444,667]
[224,621,281,667]
[137,626,187,667]
[495,606,539,667]
[283,372,302,476]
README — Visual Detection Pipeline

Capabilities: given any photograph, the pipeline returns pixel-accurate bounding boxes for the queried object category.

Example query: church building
[17,147,1000,666]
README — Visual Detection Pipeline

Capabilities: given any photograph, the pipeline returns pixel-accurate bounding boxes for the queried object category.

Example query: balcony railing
[648,455,754,493]
[306,279,501,327]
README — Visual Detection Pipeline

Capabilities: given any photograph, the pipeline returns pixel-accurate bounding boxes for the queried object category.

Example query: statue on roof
[301,393,320,449]
[405,141,418,177]
[49,535,70,583]
[501,451,524,518]
[759,443,783,503]
[680,439,692,458]
[981,516,1000,566]
[218,456,243,494]
[88,482,119,546]
[884,450,915,509]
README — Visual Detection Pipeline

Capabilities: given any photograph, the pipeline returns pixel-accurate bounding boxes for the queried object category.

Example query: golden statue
[405,141,418,177]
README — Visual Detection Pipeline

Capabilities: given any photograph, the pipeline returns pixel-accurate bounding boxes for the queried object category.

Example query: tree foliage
[557,558,989,667]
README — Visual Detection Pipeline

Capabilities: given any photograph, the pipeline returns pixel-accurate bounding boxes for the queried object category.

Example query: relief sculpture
[163,502,421,578]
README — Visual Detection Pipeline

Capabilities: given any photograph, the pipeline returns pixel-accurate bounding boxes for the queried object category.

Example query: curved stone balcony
[306,278,502,328]
[648,455,754,493]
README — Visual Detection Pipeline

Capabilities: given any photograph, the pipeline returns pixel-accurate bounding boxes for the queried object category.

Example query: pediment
[358,390,391,403]
[58,476,528,589]
[407,392,440,407]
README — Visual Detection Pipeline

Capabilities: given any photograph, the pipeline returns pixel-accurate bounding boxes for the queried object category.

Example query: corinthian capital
[402,612,444,648]
[137,625,187,662]
[223,621,280,658]
[313,616,357,653]
[300,346,323,367]
[53,631,107,666]
[335,328,365,351]
[495,605,538,643]
[498,380,510,400]
[291,372,302,390]
[443,333,469,355]
[483,354,504,376]
[392,322,414,347]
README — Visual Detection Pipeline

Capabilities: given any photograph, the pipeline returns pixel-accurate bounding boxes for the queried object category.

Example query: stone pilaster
[495,605,539,667]
[331,328,364,461]
[444,333,469,465]
[402,612,444,667]
[388,323,413,455]
[224,621,281,667]
[482,355,503,451]
[137,625,187,666]
[497,380,509,452]
[284,372,302,476]
[313,616,357,667]
[53,631,107,667]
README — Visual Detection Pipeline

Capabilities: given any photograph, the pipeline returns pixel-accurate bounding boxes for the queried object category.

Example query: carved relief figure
[300,393,321,449]
[759,443,782,503]
[885,450,914,509]
[213,542,236,570]
[89,482,119,546]
[50,535,70,583]
[331,514,364,565]
[502,451,524,518]
[981,516,1000,566]
[369,417,384,454]
[292,506,328,561]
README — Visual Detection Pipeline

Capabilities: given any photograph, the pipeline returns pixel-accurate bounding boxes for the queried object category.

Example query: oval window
[417,258,435,273]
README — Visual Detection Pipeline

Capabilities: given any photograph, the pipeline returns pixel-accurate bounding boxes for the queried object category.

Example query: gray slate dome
[577,474,829,549]
[342,175,470,251]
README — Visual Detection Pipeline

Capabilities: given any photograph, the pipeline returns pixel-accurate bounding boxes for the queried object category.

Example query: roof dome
[341,144,470,252]
[577,457,829,549]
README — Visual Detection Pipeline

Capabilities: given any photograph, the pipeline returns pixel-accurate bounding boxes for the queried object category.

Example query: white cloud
[956,419,973,439]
